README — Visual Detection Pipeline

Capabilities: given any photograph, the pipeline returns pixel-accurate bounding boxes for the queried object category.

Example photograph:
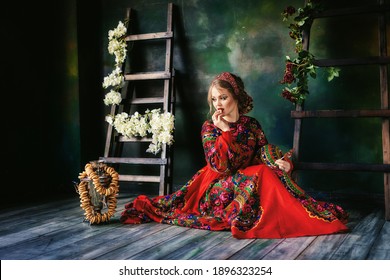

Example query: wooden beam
[125,31,173,42]
[291,109,390,118]
[122,97,165,104]
[314,57,390,67]
[294,162,390,172]
[118,174,161,183]
[124,71,171,80]
[314,4,390,18]
[118,135,152,142]
[99,157,167,165]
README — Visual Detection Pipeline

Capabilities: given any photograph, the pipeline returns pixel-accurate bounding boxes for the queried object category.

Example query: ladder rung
[314,4,390,19]
[118,135,152,142]
[125,71,171,81]
[125,31,173,42]
[125,97,165,104]
[314,56,390,67]
[291,109,390,118]
[295,162,390,172]
[119,174,161,183]
[100,157,167,165]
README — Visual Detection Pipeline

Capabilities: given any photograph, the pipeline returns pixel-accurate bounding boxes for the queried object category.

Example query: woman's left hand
[275,159,291,173]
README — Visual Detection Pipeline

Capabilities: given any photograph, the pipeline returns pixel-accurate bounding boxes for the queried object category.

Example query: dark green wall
[100,0,388,198]
[2,0,387,208]
[2,0,81,207]
[100,0,301,191]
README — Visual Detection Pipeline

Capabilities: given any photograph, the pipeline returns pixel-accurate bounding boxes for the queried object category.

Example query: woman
[120,72,349,238]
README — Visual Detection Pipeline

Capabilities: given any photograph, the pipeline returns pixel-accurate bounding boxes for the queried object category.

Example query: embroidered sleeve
[250,119,270,165]
[201,120,241,174]
[201,118,262,174]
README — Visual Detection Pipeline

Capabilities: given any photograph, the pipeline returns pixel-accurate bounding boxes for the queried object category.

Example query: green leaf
[327,67,340,81]
[306,64,314,70]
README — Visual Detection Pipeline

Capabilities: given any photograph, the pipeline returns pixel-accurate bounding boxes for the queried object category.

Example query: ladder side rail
[378,0,390,220]
[158,2,175,195]
[291,13,310,179]
[103,104,117,158]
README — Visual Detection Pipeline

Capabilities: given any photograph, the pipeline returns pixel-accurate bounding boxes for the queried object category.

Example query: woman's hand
[275,159,291,173]
[212,109,230,131]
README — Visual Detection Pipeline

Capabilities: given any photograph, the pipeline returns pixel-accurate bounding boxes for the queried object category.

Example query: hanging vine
[280,0,340,104]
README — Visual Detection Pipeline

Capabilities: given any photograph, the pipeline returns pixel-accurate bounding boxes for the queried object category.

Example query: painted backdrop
[99,0,387,199]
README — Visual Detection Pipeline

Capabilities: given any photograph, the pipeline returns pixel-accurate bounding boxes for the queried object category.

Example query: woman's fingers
[212,110,224,123]
[275,159,291,172]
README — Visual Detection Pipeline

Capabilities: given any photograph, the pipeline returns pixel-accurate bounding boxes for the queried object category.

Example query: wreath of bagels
[77,162,119,224]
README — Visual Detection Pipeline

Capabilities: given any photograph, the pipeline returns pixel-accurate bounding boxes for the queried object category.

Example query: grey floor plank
[0,220,123,259]
[77,223,173,260]
[295,208,372,260]
[33,222,170,260]
[0,195,389,260]
[0,197,77,219]
[164,230,234,260]
[329,209,385,260]
[128,226,212,259]
[228,238,284,260]
[190,234,254,260]
[0,217,82,250]
[95,224,192,260]
[261,236,317,260]
[0,195,133,259]
[367,220,390,259]
[295,233,349,260]
[0,199,81,233]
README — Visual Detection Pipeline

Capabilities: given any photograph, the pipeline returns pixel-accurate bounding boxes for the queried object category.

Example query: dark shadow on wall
[1,0,83,208]
[171,4,206,189]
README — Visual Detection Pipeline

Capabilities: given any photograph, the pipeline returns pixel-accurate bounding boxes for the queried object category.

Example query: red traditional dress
[120,115,349,238]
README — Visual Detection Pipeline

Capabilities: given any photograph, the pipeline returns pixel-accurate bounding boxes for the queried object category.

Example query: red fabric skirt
[120,164,348,239]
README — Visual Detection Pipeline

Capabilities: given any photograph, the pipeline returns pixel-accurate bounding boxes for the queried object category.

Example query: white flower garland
[102,21,175,155]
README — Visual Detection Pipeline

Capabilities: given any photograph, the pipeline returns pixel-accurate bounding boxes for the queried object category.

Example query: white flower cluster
[103,89,122,106]
[105,109,175,155]
[107,21,127,65]
[102,67,124,89]
[103,21,127,103]
[103,21,175,155]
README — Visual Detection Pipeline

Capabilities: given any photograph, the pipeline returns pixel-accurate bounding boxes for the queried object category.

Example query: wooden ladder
[100,3,175,196]
[292,0,390,219]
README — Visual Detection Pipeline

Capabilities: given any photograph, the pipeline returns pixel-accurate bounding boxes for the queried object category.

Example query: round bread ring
[76,163,119,224]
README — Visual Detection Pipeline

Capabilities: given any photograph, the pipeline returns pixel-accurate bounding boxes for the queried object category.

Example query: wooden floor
[1,192,389,260]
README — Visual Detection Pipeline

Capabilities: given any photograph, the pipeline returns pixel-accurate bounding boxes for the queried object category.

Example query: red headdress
[213,72,254,114]
[214,72,240,96]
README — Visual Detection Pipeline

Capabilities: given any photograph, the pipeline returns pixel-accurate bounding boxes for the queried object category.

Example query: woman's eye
[221,96,228,100]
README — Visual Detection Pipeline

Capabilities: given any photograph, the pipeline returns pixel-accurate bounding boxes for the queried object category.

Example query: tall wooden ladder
[100,3,175,196]
[291,0,390,219]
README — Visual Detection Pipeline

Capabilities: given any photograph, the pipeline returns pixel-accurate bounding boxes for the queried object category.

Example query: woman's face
[211,86,238,119]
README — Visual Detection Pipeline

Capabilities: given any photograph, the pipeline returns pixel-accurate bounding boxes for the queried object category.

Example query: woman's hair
[207,72,254,116]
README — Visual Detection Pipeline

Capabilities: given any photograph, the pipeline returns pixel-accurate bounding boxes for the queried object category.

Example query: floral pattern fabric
[120,115,348,238]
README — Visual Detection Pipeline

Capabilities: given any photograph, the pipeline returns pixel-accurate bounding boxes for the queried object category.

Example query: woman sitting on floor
[120,71,349,239]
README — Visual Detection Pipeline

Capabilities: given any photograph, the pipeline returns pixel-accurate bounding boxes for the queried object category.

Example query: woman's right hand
[212,109,230,131]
